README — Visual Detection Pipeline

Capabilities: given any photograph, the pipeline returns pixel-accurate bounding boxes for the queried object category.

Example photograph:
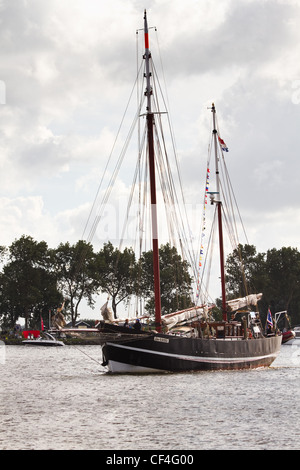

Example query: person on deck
[133,319,141,331]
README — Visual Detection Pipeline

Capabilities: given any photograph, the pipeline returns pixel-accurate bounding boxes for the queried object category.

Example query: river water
[0,340,299,451]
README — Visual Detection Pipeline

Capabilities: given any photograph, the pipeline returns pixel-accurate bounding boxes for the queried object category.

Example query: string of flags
[195,167,210,302]
[195,131,228,302]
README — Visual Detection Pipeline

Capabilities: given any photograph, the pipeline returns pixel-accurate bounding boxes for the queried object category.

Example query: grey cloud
[164,1,297,77]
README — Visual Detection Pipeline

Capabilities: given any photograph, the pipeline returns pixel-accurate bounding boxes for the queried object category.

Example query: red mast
[144,10,162,331]
[211,103,227,321]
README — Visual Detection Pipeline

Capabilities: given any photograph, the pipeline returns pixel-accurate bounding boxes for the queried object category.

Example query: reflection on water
[0,341,299,450]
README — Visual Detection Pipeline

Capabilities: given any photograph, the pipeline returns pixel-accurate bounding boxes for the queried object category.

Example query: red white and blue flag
[267,309,273,328]
[218,136,229,152]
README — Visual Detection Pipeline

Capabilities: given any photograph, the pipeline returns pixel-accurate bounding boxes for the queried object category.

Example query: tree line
[225,244,300,327]
[0,235,192,329]
[0,235,299,330]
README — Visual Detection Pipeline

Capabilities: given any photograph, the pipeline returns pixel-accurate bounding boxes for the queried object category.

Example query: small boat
[98,11,282,373]
[22,331,65,347]
[275,311,296,344]
[282,330,296,343]
[294,326,300,338]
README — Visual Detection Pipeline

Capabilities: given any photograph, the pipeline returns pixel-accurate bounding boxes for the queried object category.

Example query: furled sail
[227,293,263,311]
[161,306,208,330]
[100,300,114,323]
[51,302,67,329]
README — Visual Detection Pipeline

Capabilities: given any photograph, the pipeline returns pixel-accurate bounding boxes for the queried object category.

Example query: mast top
[144,9,150,51]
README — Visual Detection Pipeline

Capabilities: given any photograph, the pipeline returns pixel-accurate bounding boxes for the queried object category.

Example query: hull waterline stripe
[105,342,279,364]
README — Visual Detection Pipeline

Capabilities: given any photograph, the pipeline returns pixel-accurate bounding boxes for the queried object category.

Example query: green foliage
[52,240,100,326]
[0,237,194,325]
[96,242,137,319]
[225,244,300,326]
[0,235,61,329]
[138,243,193,315]
[226,244,267,296]
[1,235,299,329]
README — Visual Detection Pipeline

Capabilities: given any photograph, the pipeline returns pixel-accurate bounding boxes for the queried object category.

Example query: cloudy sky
[1,0,300,315]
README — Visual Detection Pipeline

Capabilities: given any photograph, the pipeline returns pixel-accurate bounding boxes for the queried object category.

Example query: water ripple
[0,343,299,450]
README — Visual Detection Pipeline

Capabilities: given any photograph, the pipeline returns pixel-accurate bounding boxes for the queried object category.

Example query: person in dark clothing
[133,319,141,331]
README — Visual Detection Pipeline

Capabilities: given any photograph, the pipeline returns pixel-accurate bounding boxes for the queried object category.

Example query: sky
[1,0,300,318]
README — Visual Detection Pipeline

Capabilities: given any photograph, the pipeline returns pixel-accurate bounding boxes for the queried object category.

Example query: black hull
[98,321,152,344]
[102,333,282,373]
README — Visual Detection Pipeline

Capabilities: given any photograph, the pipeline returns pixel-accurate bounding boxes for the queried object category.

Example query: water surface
[0,341,299,450]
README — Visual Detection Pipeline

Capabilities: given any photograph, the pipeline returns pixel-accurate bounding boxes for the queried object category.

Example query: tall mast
[144,10,162,331]
[211,103,227,321]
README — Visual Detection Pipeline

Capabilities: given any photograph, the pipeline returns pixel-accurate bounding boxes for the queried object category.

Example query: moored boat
[293,326,300,338]
[22,331,65,347]
[275,311,296,344]
[282,330,296,343]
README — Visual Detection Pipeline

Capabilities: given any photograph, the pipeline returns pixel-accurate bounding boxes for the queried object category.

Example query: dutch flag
[218,136,229,152]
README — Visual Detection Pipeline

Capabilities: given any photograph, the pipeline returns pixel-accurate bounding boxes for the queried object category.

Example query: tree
[225,244,300,326]
[52,240,99,326]
[0,235,61,329]
[96,242,136,319]
[225,244,267,299]
[138,243,193,315]
[0,245,6,263]
[264,247,300,320]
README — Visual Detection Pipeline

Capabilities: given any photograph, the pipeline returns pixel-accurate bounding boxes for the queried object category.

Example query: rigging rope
[195,111,252,305]
[73,345,104,367]
[81,30,232,317]
[81,61,145,245]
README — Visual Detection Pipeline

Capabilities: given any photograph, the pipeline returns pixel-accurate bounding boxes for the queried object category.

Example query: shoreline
[0,336,101,346]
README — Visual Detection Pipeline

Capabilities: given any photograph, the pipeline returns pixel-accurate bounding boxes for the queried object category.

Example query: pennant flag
[218,136,229,152]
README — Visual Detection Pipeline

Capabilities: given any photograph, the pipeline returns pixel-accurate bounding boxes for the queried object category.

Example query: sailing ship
[99,11,282,373]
